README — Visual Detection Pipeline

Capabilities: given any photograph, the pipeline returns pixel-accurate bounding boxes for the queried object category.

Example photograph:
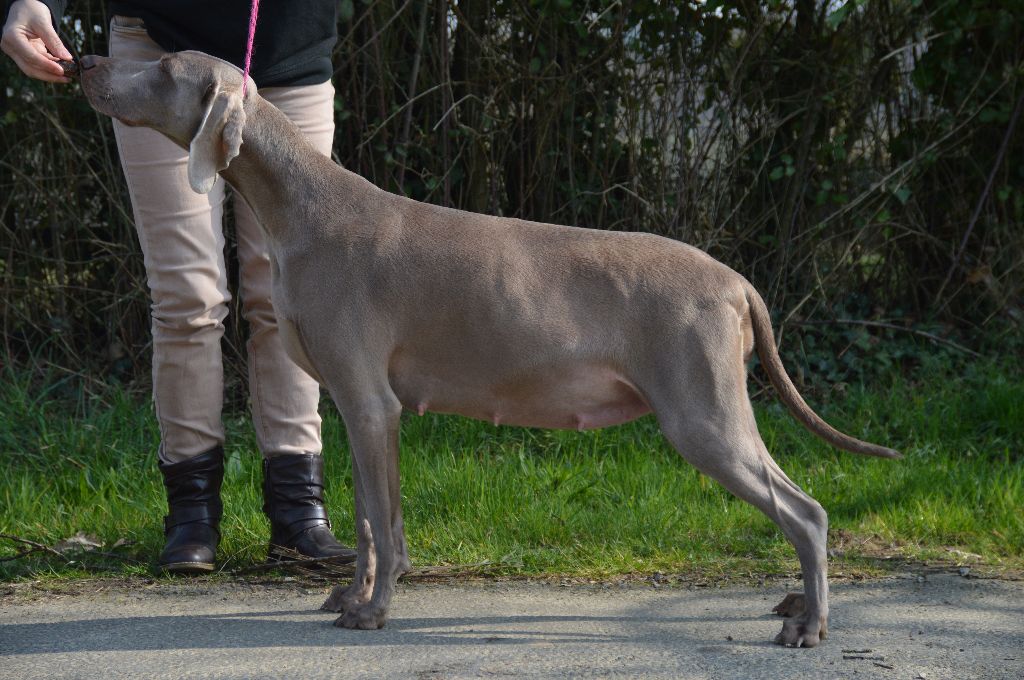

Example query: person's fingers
[2,31,68,79]
[5,40,69,82]
[1,0,73,81]
[15,63,69,82]
[24,46,66,77]
[36,18,72,60]
[10,52,70,82]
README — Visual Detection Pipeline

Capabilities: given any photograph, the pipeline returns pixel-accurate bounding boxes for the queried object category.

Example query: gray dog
[79,50,898,647]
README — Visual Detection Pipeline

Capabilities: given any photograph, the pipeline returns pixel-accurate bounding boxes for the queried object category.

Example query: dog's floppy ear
[188,87,246,194]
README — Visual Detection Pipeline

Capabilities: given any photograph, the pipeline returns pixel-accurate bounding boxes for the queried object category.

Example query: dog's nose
[78,55,99,71]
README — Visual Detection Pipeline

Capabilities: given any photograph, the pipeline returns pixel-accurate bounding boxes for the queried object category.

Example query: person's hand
[1,0,73,83]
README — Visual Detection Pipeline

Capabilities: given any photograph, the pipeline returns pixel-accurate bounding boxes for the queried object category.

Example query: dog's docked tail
[744,285,901,459]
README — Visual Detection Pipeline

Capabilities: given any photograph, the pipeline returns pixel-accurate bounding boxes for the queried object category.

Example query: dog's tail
[745,284,901,459]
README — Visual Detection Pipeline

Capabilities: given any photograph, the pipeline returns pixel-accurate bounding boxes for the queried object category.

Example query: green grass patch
[1,357,1021,581]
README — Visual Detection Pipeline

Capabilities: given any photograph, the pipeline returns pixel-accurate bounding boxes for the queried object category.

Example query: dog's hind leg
[647,321,829,647]
[659,407,829,646]
[330,390,405,629]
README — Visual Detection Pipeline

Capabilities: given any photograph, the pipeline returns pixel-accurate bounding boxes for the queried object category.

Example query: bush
[1,0,1021,387]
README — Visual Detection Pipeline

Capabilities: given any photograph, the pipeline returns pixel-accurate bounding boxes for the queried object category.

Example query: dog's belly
[390,358,651,430]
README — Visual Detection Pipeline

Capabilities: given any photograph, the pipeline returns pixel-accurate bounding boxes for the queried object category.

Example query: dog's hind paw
[333,604,388,630]
[321,582,372,613]
[320,586,347,613]
[772,592,806,617]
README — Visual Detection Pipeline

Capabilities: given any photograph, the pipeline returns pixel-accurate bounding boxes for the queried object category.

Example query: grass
[1,356,1021,582]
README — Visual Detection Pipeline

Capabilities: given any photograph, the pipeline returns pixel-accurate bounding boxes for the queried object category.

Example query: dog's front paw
[333,603,388,630]
[773,614,827,648]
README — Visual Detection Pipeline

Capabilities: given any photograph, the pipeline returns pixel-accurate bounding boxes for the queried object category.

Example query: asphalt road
[1,572,1021,679]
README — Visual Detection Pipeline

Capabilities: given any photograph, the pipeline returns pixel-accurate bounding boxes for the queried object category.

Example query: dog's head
[80,51,256,194]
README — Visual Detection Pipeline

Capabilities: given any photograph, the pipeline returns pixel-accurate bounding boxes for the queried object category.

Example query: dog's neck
[221,95,375,247]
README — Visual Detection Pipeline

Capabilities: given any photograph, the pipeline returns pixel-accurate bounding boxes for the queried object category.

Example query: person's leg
[234,82,332,461]
[109,17,229,571]
[233,79,354,563]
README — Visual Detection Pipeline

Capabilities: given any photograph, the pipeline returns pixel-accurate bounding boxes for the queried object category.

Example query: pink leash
[242,0,260,96]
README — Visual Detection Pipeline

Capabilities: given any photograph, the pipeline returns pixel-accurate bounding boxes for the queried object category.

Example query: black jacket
[7,0,338,87]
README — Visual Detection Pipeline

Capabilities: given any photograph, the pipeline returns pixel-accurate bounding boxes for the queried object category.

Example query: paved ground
[1,572,1021,679]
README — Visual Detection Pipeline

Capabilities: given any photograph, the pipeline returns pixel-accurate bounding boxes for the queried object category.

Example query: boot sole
[160,561,216,574]
[266,548,357,566]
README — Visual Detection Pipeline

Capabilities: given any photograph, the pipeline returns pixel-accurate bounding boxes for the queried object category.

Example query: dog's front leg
[332,394,404,630]
[388,430,412,577]
[322,453,375,614]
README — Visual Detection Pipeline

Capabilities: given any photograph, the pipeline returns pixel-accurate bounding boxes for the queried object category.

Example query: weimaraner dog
[79,50,898,647]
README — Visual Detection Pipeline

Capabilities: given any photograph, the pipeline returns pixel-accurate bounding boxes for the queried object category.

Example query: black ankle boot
[263,452,356,563]
[157,446,224,573]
